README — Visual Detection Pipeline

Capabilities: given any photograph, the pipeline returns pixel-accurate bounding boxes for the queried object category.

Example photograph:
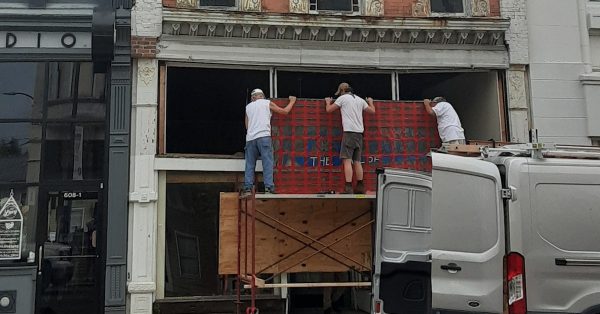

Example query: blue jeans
[244,136,274,190]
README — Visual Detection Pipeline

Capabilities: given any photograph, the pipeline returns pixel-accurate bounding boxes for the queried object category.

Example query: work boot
[265,187,276,194]
[342,183,353,194]
[354,180,365,194]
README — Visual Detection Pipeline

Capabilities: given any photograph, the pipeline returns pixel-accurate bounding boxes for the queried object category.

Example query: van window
[433,170,499,253]
[534,184,600,252]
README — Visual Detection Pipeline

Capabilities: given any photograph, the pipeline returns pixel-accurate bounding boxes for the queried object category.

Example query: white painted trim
[155,171,167,300]
[166,61,273,71]
[154,156,261,172]
[157,37,509,70]
[127,282,157,293]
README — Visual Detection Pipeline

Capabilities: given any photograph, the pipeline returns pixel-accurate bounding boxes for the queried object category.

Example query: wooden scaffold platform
[219,192,375,314]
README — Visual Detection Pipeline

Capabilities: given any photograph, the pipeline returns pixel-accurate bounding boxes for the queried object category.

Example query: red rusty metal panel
[271,99,439,194]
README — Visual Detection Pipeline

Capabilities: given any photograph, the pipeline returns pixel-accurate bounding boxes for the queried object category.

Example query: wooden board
[218,193,373,274]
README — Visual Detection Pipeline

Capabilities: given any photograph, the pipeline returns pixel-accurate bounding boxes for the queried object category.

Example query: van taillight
[507,252,526,314]
[374,299,382,314]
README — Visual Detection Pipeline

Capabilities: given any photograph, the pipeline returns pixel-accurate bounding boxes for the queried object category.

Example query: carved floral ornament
[471,0,490,17]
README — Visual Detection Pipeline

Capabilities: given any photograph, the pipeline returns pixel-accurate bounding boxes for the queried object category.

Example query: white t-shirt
[432,101,465,142]
[246,99,272,141]
[334,93,368,133]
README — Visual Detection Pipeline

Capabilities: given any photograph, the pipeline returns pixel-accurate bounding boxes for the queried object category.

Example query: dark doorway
[36,188,103,314]
[164,181,237,297]
[166,67,270,155]
[277,71,392,100]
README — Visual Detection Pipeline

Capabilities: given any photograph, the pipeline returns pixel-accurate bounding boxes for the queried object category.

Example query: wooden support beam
[243,282,371,289]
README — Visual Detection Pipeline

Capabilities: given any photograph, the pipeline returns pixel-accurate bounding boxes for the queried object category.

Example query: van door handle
[441,263,462,273]
[555,258,600,266]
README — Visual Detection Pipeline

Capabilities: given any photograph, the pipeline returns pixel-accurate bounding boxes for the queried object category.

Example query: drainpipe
[579,0,592,74]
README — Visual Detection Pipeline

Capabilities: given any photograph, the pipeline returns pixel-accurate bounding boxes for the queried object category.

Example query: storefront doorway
[35,186,103,314]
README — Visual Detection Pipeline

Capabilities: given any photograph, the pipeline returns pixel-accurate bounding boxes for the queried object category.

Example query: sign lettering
[0,32,90,49]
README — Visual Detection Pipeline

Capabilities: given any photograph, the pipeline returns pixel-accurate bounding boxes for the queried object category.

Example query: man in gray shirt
[325,82,376,194]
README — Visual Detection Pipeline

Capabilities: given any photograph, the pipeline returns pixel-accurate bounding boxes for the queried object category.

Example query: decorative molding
[176,0,197,9]
[290,0,309,14]
[161,10,509,46]
[471,0,490,17]
[360,29,370,42]
[412,0,430,17]
[409,31,419,43]
[473,31,485,45]
[138,64,156,86]
[127,282,156,293]
[507,70,527,108]
[457,32,469,44]
[441,31,453,44]
[425,31,436,43]
[365,0,384,16]
[241,0,261,12]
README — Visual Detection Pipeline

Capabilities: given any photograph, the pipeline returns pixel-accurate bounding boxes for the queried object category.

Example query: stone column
[128,58,159,314]
[501,0,530,143]
[129,0,162,313]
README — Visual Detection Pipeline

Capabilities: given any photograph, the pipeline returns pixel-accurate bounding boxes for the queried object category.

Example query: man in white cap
[325,82,376,194]
[243,88,296,196]
[423,96,466,145]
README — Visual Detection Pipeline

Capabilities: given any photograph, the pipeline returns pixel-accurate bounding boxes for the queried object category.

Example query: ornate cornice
[162,10,509,46]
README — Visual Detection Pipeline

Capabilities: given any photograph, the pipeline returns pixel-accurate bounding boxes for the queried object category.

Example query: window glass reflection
[0,63,44,119]
[47,62,106,120]
[43,123,104,181]
[0,123,42,184]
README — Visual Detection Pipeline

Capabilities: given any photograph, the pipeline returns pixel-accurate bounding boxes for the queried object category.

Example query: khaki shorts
[340,132,363,162]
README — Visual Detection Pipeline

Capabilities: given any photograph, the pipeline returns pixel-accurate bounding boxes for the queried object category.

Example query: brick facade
[163,0,176,8]
[132,36,158,59]
[162,0,501,17]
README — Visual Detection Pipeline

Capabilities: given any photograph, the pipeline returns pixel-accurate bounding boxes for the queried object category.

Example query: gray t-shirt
[334,93,368,133]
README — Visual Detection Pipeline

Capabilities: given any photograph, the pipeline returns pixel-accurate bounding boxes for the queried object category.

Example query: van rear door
[431,153,504,313]
[373,169,432,314]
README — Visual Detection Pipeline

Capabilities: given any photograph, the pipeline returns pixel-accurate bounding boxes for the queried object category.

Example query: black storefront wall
[0,1,131,314]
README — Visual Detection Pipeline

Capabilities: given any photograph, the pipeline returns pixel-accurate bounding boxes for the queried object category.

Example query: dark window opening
[166,67,269,155]
[277,71,392,100]
[310,0,359,12]
[431,0,464,13]
[165,181,236,296]
[199,0,236,7]
[398,71,503,142]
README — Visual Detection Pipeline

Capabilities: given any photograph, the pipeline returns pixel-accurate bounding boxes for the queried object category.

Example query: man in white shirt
[325,82,376,194]
[243,89,296,196]
[423,96,466,145]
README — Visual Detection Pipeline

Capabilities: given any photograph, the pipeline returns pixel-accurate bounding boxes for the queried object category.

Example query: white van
[373,144,600,314]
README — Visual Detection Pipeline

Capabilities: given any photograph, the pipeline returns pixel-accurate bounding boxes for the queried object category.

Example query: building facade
[128,0,532,313]
[526,0,600,145]
[0,1,131,314]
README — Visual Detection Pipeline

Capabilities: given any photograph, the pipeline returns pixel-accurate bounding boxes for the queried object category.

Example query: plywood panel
[218,193,373,274]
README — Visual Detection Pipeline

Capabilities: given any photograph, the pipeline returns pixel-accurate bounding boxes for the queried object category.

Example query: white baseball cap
[251,88,264,96]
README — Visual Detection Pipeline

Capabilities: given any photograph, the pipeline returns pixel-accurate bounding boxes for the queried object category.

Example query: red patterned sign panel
[271,99,440,194]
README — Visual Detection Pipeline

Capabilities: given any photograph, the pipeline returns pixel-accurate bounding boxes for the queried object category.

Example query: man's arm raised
[270,96,297,115]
